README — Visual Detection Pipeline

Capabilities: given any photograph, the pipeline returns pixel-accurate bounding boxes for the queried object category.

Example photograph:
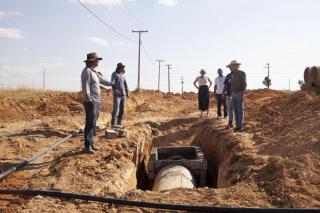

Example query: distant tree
[262,76,271,89]
[298,80,304,86]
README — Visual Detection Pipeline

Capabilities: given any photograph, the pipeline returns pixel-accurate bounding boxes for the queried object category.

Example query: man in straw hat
[81,52,113,154]
[226,60,247,132]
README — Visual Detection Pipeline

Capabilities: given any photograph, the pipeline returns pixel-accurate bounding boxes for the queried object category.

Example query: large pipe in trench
[152,165,196,192]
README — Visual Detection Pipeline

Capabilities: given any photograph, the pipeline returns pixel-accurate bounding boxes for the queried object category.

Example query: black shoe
[91,144,100,151]
[83,146,95,154]
[234,128,244,132]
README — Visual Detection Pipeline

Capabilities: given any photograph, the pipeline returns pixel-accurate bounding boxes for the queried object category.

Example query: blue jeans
[111,95,126,125]
[232,92,244,129]
[226,95,233,123]
[83,101,100,148]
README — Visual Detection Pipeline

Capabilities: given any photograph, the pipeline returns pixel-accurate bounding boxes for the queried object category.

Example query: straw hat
[84,52,102,62]
[226,60,241,68]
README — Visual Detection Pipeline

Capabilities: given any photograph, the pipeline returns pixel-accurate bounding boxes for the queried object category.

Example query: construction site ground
[0,89,319,212]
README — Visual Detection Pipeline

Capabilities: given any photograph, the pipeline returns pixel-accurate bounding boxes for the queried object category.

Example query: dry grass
[0,88,50,101]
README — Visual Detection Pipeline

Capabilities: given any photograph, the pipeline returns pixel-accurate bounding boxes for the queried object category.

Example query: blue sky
[1,0,320,92]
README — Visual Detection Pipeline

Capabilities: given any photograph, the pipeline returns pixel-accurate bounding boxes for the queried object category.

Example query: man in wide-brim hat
[226,60,247,132]
[81,52,113,154]
[111,62,129,127]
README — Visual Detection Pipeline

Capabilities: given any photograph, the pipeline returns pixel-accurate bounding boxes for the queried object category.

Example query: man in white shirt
[214,68,227,118]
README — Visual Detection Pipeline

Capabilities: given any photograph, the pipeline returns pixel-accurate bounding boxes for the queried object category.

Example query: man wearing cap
[81,52,113,154]
[111,63,129,127]
[226,60,247,132]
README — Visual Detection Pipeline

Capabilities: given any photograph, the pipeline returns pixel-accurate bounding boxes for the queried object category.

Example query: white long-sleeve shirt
[81,67,112,102]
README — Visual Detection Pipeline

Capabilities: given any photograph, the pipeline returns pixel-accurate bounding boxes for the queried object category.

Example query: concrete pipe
[152,165,196,192]
[310,66,320,85]
[304,67,311,84]
[301,83,314,92]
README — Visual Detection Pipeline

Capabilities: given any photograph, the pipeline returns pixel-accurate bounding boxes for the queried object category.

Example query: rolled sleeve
[98,75,112,87]
[81,69,91,102]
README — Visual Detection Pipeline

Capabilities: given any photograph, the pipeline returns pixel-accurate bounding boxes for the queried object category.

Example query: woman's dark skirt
[198,85,209,111]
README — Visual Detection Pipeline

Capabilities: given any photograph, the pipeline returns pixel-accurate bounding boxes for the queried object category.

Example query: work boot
[83,146,95,154]
[225,121,233,129]
[91,144,100,151]
[234,127,244,132]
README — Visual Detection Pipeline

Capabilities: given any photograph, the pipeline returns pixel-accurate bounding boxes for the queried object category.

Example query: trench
[128,118,246,192]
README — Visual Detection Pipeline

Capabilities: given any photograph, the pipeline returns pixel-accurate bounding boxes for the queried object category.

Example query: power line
[123,1,143,27]
[141,43,157,68]
[75,0,136,43]
[119,2,139,28]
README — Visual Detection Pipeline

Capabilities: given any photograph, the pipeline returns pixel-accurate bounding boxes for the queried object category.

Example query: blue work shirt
[111,71,129,96]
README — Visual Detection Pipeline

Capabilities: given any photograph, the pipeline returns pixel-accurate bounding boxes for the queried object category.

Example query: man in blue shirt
[111,63,129,127]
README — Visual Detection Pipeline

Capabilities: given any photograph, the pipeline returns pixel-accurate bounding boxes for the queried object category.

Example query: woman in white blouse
[193,69,212,117]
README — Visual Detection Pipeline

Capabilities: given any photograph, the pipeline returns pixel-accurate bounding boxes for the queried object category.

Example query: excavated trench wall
[192,125,248,188]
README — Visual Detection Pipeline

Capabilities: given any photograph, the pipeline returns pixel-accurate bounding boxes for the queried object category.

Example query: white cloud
[84,37,109,46]
[39,61,64,69]
[0,57,7,62]
[0,11,22,19]
[71,0,123,7]
[287,44,309,52]
[157,0,178,6]
[0,27,25,39]
[111,41,135,47]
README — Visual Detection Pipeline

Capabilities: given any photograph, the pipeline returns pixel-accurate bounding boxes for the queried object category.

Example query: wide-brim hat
[84,52,103,62]
[226,60,241,68]
[200,69,206,74]
[116,62,126,70]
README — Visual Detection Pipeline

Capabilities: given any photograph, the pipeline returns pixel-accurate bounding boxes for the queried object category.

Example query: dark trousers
[198,85,209,111]
[111,95,126,125]
[216,94,227,117]
[84,101,100,148]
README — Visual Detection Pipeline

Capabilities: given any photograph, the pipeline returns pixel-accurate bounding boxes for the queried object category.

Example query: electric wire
[75,0,136,43]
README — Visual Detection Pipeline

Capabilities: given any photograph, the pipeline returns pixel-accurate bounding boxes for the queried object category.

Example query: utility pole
[155,59,164,92]
[264,63,270,90]
[132,30,148,90]
[289,78,291,91]
[42,67,46,90]
[180,76,184,94]
[165,64,172,93]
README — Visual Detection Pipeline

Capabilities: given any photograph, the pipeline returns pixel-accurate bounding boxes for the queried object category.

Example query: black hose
[0,131,78,181]
[0,189,319,213]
